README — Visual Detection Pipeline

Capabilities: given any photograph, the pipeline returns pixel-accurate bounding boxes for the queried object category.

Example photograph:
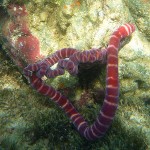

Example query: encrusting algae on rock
[0,0,150,149]
[1,3,42,68]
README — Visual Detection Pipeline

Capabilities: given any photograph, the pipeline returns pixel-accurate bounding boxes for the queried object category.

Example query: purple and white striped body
[23,23,135,140]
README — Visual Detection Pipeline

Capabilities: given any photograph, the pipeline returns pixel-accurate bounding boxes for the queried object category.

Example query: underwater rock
[22,0,150,101]
[124,0,150,41]
[0,0,149,149]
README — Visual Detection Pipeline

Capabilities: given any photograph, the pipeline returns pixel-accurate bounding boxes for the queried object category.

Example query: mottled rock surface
[0,0,150,149]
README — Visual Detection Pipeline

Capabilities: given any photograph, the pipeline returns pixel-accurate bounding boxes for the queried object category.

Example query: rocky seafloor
[0,0,150,149]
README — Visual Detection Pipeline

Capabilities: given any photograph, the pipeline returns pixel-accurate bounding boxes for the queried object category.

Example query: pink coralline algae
[2,4,135,141]
[16,35,40,63]
[7,4,28,17]
[2,4,41,68]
